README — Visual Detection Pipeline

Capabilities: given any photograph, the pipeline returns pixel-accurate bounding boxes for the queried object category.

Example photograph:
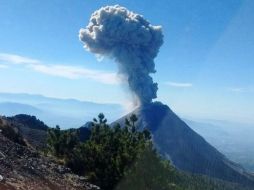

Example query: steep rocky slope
[4,114,48,150]
[0,117,99,190]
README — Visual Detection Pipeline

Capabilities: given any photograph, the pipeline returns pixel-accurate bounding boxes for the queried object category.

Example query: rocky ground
[0,117,99,190]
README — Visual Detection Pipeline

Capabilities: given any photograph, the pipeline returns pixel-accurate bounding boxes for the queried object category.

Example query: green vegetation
[115,144,182,190]
[46,114,252,190]
[46,113,179,189]
[47,125,79,158]
[68,113,154,189]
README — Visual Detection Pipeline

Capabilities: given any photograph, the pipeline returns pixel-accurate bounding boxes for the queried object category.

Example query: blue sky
[0,0,254,123]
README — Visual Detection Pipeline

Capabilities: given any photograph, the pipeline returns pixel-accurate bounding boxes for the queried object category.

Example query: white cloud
[28,64,121,85]
[0,53,40,65]
[165,81,193,87]
[0,52,121,85]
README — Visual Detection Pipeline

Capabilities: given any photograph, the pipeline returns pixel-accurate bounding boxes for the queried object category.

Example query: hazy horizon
[0,91,254,126]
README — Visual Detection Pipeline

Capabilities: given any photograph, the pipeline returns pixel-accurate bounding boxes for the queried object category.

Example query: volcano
[80,5,254,186]
[114,102,254,185]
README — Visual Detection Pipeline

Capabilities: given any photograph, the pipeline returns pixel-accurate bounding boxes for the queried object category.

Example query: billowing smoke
[79,5,163,105]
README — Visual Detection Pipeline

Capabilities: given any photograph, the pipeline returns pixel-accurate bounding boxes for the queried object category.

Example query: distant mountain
[0,102,43,116]
[185,119,254,172]
[0,92,124,128]
[114,102,254,186]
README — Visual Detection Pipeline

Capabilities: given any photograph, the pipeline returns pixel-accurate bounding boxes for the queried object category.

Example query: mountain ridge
[0,93,124,128]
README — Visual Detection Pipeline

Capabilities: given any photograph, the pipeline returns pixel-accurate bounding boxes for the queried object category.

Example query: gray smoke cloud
[79,5,163,105]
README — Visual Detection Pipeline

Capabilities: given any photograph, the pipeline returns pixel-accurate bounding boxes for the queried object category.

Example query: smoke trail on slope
[79,5,163,105]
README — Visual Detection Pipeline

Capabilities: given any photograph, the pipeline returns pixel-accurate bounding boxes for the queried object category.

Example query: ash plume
[79,5,163,105]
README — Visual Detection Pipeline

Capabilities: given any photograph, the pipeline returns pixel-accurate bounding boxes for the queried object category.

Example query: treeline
[46,113,182,189]
[46,114,252,190]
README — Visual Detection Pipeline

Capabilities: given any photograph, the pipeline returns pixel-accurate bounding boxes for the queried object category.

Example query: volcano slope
[114,101,254,186]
